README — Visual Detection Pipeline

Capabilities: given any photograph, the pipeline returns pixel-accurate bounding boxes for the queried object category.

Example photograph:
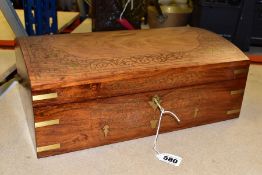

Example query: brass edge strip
[32,92,58,101]
[230,89,245,95]
[234,69,248,75]
[193,108,199,118]
[226,109,241,115]
[37,144,61,153]
[35,119,59,128]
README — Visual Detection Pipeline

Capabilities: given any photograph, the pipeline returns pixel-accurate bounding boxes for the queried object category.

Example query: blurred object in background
[92,0,147,31]
[10,0,23,8]
[23,0,58,35]
[191,0,243,41]
[92,0,122,31]
[11,0,79,12]
[57,0,78,11]
[77,0,90,21]
[191,0,257,51]
[251,0,262,46]
[148,0,193,28]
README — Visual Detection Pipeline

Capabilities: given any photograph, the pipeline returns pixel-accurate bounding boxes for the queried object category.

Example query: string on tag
[120,0,134,20]
[152,96,182,166]
[153,97,180,154]
[117,0,135,30]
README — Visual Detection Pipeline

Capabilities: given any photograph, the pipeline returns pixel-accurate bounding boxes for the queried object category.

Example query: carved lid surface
[17,27,248,91]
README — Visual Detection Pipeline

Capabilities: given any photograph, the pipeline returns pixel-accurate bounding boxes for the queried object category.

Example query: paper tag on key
[156,153,182,166]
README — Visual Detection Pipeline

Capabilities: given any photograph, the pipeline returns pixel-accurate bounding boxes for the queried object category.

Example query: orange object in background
[0,40,16,47]
[248,55,262,63]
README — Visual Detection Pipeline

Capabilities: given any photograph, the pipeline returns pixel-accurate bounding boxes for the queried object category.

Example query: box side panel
[15,46,36,152]
[34,78,247,158]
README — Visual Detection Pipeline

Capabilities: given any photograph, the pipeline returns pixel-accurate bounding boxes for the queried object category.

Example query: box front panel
[33,79,247,158]
[31,61,249,108]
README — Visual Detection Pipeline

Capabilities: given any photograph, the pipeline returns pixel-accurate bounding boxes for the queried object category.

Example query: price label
[156,153,182,166]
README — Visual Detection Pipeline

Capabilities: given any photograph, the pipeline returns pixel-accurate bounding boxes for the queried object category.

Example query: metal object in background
[0,77,19,97]
[148,2,193,28]
[0,0,28,37]
[0,0,27,96]
[77,0,90,21]
[152,0,168,24]
[23,0,58,35]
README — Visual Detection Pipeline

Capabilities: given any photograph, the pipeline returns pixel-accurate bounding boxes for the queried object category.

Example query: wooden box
[16,27,249,158]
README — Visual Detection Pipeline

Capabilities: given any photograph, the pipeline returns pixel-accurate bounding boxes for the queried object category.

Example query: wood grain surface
[32,62,249,107]
[16,27,250,158]
[17,27,249,91]
[34,78,247,158]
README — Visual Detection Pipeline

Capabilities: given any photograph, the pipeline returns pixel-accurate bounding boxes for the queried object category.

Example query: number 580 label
[156,153,182,166]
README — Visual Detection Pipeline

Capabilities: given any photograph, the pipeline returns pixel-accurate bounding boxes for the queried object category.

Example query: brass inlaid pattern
[103,125,110,137]
[234,69,248,75]
[150,119,158,129]
[226,109,241,115]
[230,89,245,95]
[149,95,162,110]
[32,92,58,101]
[35,119,60,128]
[37,144,61,153]
[193,108,199,118]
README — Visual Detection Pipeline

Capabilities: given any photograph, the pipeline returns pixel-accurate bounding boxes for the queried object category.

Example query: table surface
[0,64,261,175]
[0,10,79,44]
[0,49,16,82]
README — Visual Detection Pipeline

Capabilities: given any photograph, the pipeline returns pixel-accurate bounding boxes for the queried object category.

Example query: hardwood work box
[16,27,249,158]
